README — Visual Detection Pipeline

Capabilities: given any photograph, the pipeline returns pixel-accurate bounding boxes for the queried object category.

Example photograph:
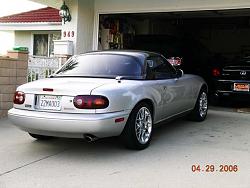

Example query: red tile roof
[0,7,61,23]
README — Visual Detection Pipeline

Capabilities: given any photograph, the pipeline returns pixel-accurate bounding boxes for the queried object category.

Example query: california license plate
[233,83,249,92]
[38,95,62,111]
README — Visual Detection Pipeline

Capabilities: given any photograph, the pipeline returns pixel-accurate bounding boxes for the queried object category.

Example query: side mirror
[176,69,184,78]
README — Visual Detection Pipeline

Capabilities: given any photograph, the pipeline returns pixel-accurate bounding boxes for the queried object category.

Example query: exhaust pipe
[83,134,98,142]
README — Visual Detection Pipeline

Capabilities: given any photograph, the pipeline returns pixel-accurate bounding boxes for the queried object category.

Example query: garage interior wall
[200,28,250,58]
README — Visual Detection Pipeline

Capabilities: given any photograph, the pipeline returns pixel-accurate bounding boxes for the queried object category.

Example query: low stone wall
[0,51,28,118]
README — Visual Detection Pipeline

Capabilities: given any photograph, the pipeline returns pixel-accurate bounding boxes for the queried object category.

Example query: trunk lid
[19,77,108,95]
[221,64,250,80]
[15,77,113,114]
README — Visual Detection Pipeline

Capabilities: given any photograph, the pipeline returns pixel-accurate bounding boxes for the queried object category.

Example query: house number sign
[63,31,75,38]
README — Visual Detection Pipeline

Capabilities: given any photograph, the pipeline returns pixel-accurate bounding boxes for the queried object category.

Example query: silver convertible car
[8,51,208,150]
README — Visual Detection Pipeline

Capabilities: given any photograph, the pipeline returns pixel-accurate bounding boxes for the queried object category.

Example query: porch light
[59,1,71,24]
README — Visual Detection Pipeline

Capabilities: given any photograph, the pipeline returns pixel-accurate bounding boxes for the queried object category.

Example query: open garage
[98,9,250,73]
[98,9,250,105]
[0,0,250,187]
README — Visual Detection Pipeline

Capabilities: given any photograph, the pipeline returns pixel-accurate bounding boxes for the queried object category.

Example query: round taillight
[73,95,109,109]
[212,68,221,77]
[13,91,25,104]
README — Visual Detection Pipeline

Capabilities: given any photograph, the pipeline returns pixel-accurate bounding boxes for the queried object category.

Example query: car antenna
[115,76,123,83]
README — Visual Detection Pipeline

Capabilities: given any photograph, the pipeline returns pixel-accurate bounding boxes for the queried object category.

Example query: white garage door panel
[95,0,250,13]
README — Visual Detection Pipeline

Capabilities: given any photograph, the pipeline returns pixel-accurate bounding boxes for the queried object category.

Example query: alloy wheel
[135,107,152,144]
[199,92,208,118]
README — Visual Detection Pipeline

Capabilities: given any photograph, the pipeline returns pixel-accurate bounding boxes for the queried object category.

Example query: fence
[0,50,28,118]
[28,56,60,82]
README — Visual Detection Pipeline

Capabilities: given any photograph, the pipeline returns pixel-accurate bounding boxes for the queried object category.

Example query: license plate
[38,95,62,111]
[233,83,249,91]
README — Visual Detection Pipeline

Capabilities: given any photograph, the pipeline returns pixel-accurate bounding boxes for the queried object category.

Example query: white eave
[0,22,62,31]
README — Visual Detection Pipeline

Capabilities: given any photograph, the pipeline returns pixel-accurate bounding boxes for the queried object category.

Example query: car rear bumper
[213,80,250,97]
[8,108,130,138]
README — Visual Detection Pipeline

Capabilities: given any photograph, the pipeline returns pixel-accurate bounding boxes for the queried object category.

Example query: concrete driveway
[0,109,249,188]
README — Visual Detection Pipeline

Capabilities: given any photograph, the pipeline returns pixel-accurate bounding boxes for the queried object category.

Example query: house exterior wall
[77,0,94,54]
[0,31,15,55]
[15,31,32,54]
[30,0,250,53]
[61,0,94,54]
[94,0,250,13]
[0,23,61,31]
[60,0,78,54]
[14,30,61,56]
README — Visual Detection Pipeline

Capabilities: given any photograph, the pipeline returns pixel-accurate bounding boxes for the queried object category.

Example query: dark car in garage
[210,56,250,102]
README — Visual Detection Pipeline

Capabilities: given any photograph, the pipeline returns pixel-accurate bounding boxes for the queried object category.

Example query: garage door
[95,0,250,14]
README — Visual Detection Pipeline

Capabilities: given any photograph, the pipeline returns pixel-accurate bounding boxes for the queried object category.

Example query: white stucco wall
[32,0,250,13]
[15,31,32,54]
[94,0,250,13]
[61,0,94,54]
[0,23,61,31]
[77,0,94,54]
[61,0,78,54]
[0,31,15,55]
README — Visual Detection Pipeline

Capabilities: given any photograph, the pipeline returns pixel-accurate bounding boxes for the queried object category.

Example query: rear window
[55,54,143,79]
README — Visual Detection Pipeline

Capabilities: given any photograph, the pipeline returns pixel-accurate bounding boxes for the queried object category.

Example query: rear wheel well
[135,99,154,119]
[201,84,208,93]
[120,99,154,149]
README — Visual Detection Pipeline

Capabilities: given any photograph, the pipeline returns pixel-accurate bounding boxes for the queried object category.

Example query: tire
[120,102,153,150]
[189,88,208,122]
[29,133,53,140]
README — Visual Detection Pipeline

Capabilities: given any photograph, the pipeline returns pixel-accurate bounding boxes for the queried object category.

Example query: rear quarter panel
[91,80,163,122]
[181,74,207,109]
[92,75,206,123]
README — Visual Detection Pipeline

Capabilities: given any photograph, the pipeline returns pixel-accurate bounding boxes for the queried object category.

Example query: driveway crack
[0,148,69,177]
